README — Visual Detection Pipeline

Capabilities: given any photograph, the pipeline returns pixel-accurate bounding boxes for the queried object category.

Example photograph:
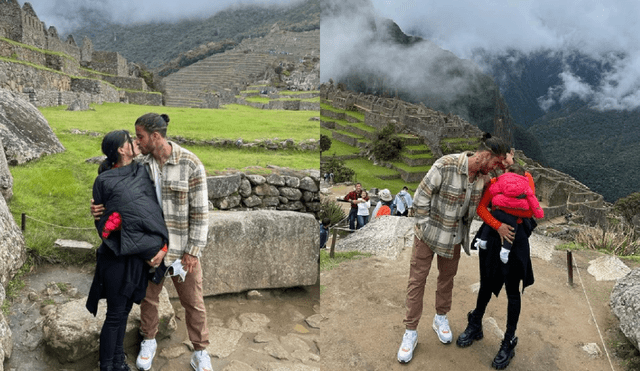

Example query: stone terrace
[163,29,319,107]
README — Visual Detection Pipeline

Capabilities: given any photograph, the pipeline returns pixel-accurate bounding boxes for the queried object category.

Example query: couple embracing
[87,113,212,371]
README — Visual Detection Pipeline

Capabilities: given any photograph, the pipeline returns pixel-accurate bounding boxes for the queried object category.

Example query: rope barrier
[23,214,94,231]
[573,253,616,371]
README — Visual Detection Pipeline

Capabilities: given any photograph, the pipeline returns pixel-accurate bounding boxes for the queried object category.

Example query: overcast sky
[323,0,640,111]
[20,0,301,34]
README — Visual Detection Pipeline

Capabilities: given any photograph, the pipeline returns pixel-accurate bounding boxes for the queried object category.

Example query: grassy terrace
[10,103,319,259]
[343,158,420,193]
[320,103,363,122]
[321,115,376,134]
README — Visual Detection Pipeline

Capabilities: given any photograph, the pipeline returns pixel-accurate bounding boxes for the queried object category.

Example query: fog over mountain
[366,0,640,112]
[19,0,304,36]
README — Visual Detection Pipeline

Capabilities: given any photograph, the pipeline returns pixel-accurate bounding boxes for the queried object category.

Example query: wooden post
[567,250,573,286]
[21,213,26,232]
[330,228,337,258]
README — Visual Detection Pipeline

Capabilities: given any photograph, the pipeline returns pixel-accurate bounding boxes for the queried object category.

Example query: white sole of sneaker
[397,342,417,363]
[432,323,452,344]
[136,351,155,371]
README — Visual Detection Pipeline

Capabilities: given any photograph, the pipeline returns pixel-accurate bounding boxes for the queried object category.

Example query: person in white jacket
[393,186,413,216]
[356,190,371,229]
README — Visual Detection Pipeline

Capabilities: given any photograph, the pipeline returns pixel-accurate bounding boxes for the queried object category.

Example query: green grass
[279,90,320,96]
[321,134,360,157]
[40,103,319,142]
[8,104,319,261]
[320,249,371,271]
[343,158,420,193]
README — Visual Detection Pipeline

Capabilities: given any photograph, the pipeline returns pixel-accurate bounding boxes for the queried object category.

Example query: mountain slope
[66,0,320,69]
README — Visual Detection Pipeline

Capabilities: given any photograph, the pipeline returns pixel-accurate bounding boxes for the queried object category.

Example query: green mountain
[66,0,320,70]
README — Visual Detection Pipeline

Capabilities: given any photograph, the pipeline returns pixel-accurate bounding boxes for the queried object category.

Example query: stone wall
[0,0,22,43]
[207,172,321,218]
[124,91,163,106]
[19,3,45,49]
[102,76,148,91]
[0,60,71,94]
[91,51,127,76]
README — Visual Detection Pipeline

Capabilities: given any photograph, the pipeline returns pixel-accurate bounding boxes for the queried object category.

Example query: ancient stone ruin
[0,0,161,107]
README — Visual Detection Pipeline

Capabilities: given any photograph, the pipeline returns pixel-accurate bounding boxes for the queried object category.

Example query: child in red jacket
[475,164,544,263]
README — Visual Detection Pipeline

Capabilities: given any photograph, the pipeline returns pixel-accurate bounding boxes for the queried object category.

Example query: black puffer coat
[86,163,168,316]
[93,163,168,258]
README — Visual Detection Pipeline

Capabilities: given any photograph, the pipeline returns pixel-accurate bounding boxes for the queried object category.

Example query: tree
[320,134,332,153]
[370,123,403,162]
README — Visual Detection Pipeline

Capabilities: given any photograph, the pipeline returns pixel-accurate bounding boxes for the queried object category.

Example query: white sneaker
[397,329,418,363]
[190,349,213,371]
[136,338,157,371]
[433,314,453,344]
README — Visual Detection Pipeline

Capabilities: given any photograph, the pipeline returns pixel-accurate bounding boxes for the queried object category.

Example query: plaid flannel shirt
[139,141,209,264]
[413,152,488,258]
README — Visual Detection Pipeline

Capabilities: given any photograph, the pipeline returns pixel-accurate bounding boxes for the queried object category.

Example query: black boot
[456,311,483,347]
[113,353,131,371]
[492,336,518,369]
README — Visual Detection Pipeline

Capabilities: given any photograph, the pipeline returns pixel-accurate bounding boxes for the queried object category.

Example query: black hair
[135,113,170,137]
[98,130,132,174]
[507,163,526,175]
[478,133,511,157]
[322,218,331,226]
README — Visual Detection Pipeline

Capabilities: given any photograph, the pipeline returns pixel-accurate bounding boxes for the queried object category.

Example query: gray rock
[243,195,262,208]
[335,216,414,260]
[208,174,242,199]
[0,191,26,288]
[66,99,91,111]
[611,268,640,350]
[254,184,279,197]
[0,88,65,165]
[266,173,285,186]
[42,287,176,363]
[284,176,300,188]
[246,175,266,185]
[205,326,243,358]
[278,201,304,211]
[302,191,315,203]
[0,137,13,200]
[298,177,318,192]
[262,196,280,207]
[279,187,302,201]
[214,195,242,210]
[239,178,252,197]
[221,360,256,371]
[588,256,631,281]
[195,211,319,297]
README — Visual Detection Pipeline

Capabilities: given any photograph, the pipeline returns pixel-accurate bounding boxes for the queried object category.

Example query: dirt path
[319,184,637,371]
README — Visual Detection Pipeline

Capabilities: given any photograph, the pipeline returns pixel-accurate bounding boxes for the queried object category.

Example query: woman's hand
[497,223,514,244]
[148,248,168,268]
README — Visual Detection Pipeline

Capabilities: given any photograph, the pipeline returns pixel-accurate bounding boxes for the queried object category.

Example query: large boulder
[0,137,12,200]
[0,88,65,165]
[166,211,319,298]
[611,268,640,351]
[0,189,26,287]
[42,287,176,363]
[0,285,12,369]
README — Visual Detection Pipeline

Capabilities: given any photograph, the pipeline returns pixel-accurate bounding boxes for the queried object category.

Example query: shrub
[370,124,403,161]
[319,198,346,226]
[576,222,640,256]
[320,155,354,183]
[320,134,332,153]
[614,192,640,224]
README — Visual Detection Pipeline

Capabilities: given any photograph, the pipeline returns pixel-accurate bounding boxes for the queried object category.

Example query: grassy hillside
[529,105,640,202]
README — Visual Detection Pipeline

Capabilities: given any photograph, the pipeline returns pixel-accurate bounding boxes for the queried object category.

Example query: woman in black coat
[87,130,168,371]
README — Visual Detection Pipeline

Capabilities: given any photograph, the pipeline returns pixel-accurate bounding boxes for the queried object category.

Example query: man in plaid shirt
[397,135,512,364]
[132,113,212,371]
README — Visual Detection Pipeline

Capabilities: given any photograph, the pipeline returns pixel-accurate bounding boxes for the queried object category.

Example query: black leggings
[99,258,134,368]
[473,273,521,339]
